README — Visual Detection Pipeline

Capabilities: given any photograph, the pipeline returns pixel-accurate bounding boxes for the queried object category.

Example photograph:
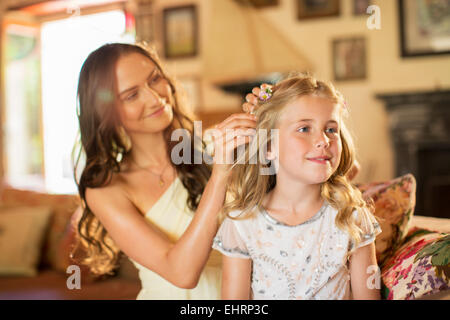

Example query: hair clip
[258,85,273,101]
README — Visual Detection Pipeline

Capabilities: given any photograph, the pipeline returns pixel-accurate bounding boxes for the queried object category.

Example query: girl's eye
[297,127,309,133]
[326,127,338,134]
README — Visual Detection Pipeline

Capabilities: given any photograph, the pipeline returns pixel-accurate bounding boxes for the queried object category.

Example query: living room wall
[152,0,450,184]
[1,0,449,185]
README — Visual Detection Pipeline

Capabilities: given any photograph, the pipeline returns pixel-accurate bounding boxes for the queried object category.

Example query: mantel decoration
[399,0,450,57]
[162,5,198,59]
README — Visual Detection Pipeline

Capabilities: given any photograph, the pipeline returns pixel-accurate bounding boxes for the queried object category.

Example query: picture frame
[297,0,340,20]
[162,5,198,59]
[399,0,450,57]
[234,0,279,8]
[353,0,371,15]
[332,37,367,81]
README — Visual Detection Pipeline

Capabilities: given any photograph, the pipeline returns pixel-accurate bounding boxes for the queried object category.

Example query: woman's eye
[297,127,309,133]
[124,92,138,101]
[149,74,161,85]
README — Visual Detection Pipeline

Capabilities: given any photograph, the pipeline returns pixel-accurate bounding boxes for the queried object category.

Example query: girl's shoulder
[220,207,262,232]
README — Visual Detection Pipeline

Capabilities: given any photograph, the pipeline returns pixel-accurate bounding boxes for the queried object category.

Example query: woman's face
[115,52,174,134]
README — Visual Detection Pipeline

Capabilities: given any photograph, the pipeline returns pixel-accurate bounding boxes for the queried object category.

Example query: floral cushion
[0,186,80,273]
[380,227,449,300]
[357,174,416,266]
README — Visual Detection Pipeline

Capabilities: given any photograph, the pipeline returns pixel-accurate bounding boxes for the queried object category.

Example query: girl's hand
[242,83,271,114]
[206,113,257,179]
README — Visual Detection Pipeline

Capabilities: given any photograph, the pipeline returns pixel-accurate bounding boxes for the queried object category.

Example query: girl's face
[271,95,343,186]
[115,52,174,134]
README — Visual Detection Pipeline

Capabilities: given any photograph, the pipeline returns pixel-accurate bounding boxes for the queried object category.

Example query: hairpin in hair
[258,85,273,101]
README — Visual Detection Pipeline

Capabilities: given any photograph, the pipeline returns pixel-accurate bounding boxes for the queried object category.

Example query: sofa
[0,173,448,300]
[0,185,141,300]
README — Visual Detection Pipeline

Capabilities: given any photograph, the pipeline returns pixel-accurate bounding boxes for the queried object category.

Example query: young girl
[213,74,382,300]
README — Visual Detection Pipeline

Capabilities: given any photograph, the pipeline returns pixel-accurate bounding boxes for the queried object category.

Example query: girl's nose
[315,134,330,149]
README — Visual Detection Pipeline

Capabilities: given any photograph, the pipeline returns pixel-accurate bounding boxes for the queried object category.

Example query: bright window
[4,9,135,194]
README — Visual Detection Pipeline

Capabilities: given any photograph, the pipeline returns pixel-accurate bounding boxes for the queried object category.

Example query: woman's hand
[205,113,257,179]
[242,83,271,114]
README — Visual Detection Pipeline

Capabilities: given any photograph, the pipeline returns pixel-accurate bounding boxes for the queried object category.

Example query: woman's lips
[146,105,165,118]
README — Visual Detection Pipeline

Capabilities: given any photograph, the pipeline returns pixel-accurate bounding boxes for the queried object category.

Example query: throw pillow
[0,206,53,276]
[357,173,416,266]
[0,187,80,272]
[380,227,449,300]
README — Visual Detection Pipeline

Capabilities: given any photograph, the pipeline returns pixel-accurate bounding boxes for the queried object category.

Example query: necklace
[130,158,172,187]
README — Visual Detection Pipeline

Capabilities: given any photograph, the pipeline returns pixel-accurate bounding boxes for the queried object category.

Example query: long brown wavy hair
[223,73,377,248]
[72,43,211,276]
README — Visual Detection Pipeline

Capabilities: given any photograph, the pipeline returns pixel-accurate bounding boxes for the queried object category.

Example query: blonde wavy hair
[223,73,376,248]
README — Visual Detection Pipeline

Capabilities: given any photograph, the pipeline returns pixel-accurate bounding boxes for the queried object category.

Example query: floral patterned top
[212,201,382,300]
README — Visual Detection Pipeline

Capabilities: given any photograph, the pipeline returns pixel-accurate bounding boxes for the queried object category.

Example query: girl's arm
[348,242,381,300]
[222,256,252,299]
[86,113,256,289]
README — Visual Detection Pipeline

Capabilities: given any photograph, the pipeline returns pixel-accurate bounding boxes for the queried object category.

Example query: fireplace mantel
[376,89,450,219]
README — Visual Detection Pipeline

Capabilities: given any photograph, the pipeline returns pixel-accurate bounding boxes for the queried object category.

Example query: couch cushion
[0,187,80,272]
[410,215,450,234]
[357,173,416,266]
[380,227,449,300]
[0,206,53,276]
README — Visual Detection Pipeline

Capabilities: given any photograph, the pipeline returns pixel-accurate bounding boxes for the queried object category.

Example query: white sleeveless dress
[129,177,222,299]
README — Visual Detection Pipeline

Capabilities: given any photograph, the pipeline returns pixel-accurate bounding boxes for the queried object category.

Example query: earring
[117,126,132,152]
[112,127,132,163]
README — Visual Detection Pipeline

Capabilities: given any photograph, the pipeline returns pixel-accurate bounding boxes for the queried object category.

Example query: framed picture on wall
[353,0,371,15]
[297,0,340,20]
[163,5,198,59]
[399,0,450,57]
[234,0,279,8]
[332,37,367,81]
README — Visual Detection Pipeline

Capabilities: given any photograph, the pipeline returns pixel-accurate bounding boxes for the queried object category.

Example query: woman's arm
[86,168,226,288]
[87,113,256,289]
[221,256,252,299]
[348,242,381,300]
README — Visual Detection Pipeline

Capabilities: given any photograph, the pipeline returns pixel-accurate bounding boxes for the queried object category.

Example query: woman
[73,43,256,299]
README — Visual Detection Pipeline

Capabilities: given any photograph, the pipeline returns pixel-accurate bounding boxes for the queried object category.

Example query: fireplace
[376,90,450,219]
